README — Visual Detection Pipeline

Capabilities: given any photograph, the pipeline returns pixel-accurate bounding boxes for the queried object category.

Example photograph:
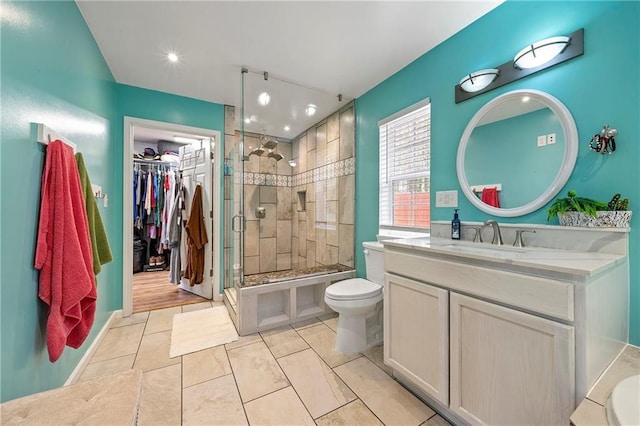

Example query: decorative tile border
[240,157,355,187]
[292,157,355,187]
[237,172,291,187]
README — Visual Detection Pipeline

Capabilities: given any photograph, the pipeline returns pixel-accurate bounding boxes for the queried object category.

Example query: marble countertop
[382,237,625,277]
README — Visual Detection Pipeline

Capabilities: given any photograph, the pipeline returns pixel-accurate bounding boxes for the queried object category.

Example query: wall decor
[588,124,617,155]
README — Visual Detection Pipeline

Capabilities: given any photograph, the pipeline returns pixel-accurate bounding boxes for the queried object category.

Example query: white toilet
[325,241,384,353]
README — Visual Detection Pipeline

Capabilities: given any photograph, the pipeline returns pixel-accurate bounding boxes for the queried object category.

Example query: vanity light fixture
[459,69,500,93]
[513,36,570,69]
[455,28,584,104]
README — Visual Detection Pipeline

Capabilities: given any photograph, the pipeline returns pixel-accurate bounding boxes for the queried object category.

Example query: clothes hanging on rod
[132,161,178,268]
[168,173,187,284]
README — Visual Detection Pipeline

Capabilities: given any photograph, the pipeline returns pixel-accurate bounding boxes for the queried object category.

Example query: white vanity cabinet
[383,236,628,426]
[449,292,574,425]
[384,273,449,405]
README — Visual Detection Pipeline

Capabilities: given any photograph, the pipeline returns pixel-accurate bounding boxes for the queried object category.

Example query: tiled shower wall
[242,132,293,275]
[292,103,355,270]
[227,102,356,277]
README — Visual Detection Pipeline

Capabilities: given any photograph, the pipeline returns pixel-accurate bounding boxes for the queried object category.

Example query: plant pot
[558,211,632,228]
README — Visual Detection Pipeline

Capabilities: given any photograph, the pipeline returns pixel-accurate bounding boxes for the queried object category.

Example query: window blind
[379,100,431,231]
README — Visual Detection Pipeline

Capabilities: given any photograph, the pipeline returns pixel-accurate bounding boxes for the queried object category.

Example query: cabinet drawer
[385,249,574,321]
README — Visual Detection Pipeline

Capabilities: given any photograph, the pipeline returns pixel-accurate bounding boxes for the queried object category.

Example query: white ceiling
[77,1,502,139]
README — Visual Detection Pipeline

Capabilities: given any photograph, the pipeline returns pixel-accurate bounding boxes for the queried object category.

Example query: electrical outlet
[547,133,556,144]
[537,135,547,147]
[436,190,458,208]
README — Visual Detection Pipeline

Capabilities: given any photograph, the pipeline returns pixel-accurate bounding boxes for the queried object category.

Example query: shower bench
[226,269,355,336]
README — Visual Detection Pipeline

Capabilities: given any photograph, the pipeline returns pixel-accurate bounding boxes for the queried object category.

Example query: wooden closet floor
[132,271,208,313]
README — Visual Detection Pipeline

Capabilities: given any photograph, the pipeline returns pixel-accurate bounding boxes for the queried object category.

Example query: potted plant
[547,190,632,228]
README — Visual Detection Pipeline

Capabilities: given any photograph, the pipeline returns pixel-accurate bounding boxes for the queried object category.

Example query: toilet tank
[363,241,385,285]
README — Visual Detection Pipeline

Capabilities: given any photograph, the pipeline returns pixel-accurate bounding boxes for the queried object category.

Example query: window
[379,99,431,233]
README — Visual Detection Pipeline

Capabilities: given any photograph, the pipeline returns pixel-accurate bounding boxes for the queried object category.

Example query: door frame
[123,116,223,317]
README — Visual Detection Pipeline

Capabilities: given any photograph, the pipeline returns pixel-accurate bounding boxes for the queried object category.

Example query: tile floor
[79,302,450,425]
[570,344,640,425]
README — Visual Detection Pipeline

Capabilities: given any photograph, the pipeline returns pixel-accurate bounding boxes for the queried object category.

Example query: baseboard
[64,310,121,386]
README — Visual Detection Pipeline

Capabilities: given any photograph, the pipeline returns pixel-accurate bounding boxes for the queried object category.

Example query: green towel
[75,153,113,275]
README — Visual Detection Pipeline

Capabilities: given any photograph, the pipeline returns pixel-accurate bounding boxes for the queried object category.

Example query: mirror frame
[456,89,578,217]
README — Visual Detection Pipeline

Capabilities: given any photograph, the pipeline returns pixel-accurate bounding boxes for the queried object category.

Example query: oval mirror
[456,89,578,217]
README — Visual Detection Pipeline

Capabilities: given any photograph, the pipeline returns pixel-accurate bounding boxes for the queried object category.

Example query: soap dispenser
[451,209,461,240]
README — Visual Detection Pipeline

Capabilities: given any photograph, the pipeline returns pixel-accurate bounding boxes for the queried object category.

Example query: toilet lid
[326,278,382,301]
[607,374,640,426]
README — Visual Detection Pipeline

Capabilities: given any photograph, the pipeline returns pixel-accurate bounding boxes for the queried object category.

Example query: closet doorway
[123,117,222,317]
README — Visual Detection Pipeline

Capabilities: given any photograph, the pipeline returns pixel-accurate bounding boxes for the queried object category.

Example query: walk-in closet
[131,128,211,312]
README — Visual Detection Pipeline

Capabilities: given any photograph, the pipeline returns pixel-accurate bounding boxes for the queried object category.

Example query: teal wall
[0,2,225,402]
[113,84,225,307]
[466,108,564,208]
[355,1,640,344]
[0,1,117,401]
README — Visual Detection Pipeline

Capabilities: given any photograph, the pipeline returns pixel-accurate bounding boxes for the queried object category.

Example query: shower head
[262,139,278,150]
[249,148,265,156]
[268,152,284,161]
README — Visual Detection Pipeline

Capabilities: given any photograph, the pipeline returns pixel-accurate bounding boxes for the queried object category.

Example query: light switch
[537,135,547,147]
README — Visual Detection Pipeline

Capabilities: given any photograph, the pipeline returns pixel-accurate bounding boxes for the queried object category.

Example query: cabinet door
[450,292,575,426]
[384,273,449,405]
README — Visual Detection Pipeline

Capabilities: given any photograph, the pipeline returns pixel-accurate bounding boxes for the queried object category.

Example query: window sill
[377,229,430,241]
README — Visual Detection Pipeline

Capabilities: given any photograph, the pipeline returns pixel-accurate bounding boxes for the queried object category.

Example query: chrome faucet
[513,229,536,248]
[484,220,503,245]
[468,226,484,243]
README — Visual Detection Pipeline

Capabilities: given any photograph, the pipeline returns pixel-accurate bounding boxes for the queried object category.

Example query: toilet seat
[325,278,382,301]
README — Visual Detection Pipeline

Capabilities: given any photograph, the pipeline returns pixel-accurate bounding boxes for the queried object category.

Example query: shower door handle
[231,215,246,232]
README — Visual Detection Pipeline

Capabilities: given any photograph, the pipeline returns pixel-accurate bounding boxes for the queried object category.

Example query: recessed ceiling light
[167,52,179,63]
[284,125,290,132]
[258,92,270,106]
[305,104,317,117]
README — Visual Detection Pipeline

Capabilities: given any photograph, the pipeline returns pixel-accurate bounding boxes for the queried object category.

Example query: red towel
[481,187,501,208]
[35,141,96,362]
